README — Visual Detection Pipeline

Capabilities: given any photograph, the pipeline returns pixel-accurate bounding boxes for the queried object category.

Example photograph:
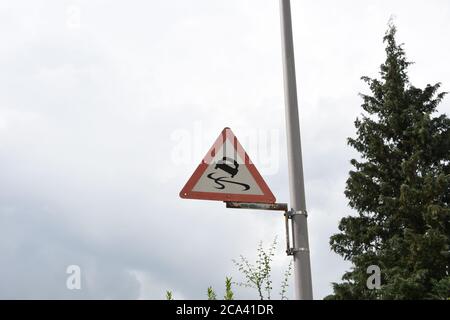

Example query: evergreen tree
[327,24,450,299]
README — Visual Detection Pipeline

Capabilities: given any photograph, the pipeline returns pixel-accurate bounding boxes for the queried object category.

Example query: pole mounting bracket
[224,202,307,257]
[285,209,308,218]
[284,209,308,256]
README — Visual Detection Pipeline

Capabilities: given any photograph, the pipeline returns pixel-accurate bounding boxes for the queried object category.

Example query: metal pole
[279,0,313,300]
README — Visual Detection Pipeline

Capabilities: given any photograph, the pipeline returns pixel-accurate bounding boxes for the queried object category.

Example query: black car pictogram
[214,157,239,178]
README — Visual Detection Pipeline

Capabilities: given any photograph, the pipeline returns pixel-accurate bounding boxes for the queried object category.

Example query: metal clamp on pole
[224,202,309,258]
[284,209,308,256]
[284,211,293,255]
[285,209,308,218]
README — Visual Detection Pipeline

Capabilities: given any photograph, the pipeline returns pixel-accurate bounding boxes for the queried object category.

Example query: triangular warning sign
[180,127,276,203]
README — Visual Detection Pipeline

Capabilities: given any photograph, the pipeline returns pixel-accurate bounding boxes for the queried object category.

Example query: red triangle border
[179,127,276,203]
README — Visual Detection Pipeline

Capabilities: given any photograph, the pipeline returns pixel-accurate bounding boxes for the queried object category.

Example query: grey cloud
[0,0,449,300]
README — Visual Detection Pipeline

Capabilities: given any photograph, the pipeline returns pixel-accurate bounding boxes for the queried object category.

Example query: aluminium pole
[279,0,313,300]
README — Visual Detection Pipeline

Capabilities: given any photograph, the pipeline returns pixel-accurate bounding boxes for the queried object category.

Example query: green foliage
[167,279,232,300]
[165,290,173,300]
[329,23,450,299]
[280,261,293,300]
[232,238,276,300]
[224,277,234,300]
[207,286,217,300]
[166,238,293,300]
[233,237,292,300]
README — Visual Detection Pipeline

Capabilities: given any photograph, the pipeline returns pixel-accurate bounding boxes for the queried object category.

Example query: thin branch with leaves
[232,237,280,300]
[280,261,293,300]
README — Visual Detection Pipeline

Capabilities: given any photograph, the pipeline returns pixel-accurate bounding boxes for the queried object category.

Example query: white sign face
[180,128,276,203]
[192,139,264,196]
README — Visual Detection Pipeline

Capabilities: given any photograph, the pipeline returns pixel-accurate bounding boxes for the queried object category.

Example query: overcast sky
[0,0,449,299]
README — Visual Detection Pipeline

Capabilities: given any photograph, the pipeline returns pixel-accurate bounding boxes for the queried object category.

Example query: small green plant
[280,261,293,300]
[166,290,174,300]
[207,286,217,300]
[224,277,234,300]
[165,237,292,300]
[233,237,291,300]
